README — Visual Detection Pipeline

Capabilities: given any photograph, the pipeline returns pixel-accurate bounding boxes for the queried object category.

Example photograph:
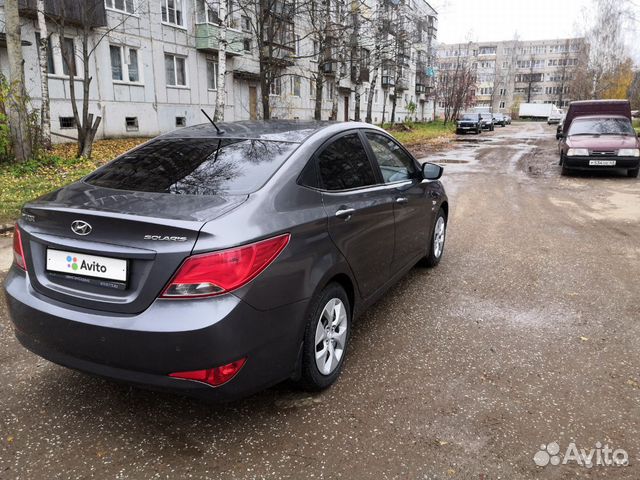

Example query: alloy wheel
[314,298,348,376]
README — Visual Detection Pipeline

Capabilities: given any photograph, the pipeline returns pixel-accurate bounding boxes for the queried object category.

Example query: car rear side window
[85,138,299,195]
[365,132,416,183]
[317,133,376,190]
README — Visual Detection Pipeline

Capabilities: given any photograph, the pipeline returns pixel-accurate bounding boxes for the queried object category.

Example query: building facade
[0,0,437,142]
[436,37,586,115]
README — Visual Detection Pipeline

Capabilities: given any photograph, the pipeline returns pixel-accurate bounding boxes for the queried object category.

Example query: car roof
[158,120,351,143]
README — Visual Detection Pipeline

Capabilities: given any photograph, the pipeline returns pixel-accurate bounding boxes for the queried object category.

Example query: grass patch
[0,138,149,223]
[385,120,456,146]
[633,118,639,135]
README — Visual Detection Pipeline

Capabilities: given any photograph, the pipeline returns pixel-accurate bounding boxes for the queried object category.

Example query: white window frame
[161,0,185,28]
[195,0,219,24]
[105,0,137,15]
[165,53,188,87]
[291,75,301,97]
[309,78,316,98]
[269,77,281,96]
[206,59,218,90]
[110,44,143,84]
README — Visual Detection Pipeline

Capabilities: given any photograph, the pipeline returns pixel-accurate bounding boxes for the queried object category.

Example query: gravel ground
[1,122,640,479]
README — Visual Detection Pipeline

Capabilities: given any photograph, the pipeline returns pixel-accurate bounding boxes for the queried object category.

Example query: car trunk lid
[19,182,247,314]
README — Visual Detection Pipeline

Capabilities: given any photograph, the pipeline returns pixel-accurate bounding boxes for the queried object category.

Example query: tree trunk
[353,85,360,121]
[214,0,227,122]
[5,0,33,162]
[390,92,397,124]
[381,89,387,125]
[314,71,323,120]
[36,0,51,149]
[330,80,338,120]
[365,66,379,123]
[260,64,270,120]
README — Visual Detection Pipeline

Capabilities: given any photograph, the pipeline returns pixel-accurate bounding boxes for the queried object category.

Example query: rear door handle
[335,208,355,219]
[396,197,409,205]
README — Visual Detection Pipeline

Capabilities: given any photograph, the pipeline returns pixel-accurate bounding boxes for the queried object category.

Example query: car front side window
[365,132,417,183]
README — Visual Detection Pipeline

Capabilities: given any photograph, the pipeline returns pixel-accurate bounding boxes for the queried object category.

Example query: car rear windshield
[85,138,299,195]
[568,118,635,136]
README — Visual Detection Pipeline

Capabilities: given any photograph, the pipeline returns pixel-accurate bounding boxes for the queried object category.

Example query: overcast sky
[432,0,592,44]
[431,0,640,62]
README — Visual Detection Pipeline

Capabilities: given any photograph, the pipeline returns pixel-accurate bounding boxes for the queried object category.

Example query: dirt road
[1,122,639,479]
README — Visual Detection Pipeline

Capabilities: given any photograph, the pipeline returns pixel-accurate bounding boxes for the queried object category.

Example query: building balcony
[394,77,410,91]
[381,75,395,88]
[196,24,245,56]
[323,61,338,76]
[351,66,370,83]
[261,46,295,67]
[19,0,107,27]
[416,84,427,94]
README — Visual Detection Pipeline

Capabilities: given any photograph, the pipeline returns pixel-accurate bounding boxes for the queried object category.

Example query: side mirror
[422,162,443,180]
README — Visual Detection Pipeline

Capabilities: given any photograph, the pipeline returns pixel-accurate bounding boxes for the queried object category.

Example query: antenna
[201,109,225,134]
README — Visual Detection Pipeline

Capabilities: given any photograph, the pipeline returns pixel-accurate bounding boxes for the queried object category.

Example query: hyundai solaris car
[5,121,449,401]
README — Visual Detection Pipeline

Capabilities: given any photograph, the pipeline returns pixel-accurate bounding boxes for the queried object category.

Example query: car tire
[628,168,639,178]
[298,283,351,391]
[419,208,447,268]
[490,125,494,132]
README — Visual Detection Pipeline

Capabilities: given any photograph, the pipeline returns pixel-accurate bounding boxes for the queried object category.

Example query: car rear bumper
[4,268,308,401]
[563,156,640,170]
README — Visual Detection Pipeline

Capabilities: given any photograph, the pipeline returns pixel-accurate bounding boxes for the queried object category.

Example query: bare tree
[36,0,51,149]
[48,1,140,157]
[437,44,476,124]
[5,0,33,162]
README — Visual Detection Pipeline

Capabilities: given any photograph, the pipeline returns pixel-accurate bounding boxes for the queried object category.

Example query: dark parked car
[5,121,449,401]
[456,113,482,134]
[493,113,507,127]
[558,115,640,177]
[480,113,495,131]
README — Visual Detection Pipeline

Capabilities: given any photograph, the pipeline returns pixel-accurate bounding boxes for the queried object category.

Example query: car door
[363,131,432,273]
[315,131,396,299]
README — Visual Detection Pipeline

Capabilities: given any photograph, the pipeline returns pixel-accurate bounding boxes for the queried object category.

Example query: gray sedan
[5,120,449,401]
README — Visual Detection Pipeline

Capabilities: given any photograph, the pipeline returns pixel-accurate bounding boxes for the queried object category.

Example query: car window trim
[306,129,381,193]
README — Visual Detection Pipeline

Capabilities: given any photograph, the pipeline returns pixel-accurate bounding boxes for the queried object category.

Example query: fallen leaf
[580,336,589,342]
[447,468,456,476]
[626,379,640,389]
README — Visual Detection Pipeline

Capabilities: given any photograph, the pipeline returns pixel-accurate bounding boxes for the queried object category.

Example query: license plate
[46,249,128,282]
[589,160,616,166]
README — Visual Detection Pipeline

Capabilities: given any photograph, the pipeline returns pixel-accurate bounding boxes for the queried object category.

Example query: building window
[105,0,135,14]
[243,38,251,52]
[294,34,301,56]
[312,40,319,61]
[125,116,139,131]
[165,54,187,86]
[61,37,76,76]
[35,33,55,74]
[110,45,123,80]
[499,101,505,109]
[176,116,186,127]
[325,80,334,100]
[59,116,76,129]
[206,59,217,90]
[291,75,301,96]
[161,0,184,26]
[310,79,316,98]
[110,45,140,82]
[195,0,218,24]
[269,77,281,96]
[241,15,251,32]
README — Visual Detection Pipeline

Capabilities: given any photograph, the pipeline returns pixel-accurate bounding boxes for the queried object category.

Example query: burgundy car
[559,101,640,177]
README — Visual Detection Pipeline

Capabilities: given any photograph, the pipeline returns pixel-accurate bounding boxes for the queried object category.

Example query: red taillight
[12,224,27,271]
[169,357,247,387]
[161,233,290,299]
